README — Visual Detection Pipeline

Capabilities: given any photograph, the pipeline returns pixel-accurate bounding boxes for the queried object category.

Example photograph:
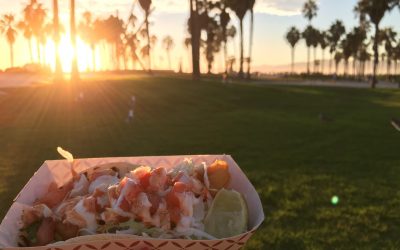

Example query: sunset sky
[0,0,399,73]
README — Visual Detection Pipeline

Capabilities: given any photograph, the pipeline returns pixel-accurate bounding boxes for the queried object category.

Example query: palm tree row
[0,0,178,78]
[286,0,400,88]
[188,0,255,79]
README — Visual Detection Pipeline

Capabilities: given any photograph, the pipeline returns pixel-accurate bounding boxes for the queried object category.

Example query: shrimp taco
[17,150,249,247]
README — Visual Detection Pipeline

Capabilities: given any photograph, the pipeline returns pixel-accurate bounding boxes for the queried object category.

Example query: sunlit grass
[1,76,400,249]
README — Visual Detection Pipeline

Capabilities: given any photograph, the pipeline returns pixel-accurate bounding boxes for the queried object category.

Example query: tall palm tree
[394,42,400,75]
[334,52,342,76]
[226,0,249,78]
[302,25,316,74]
[382,27,397,76]
[356,0,398,88]
[285,26,301,74]
[0,14,18,68]
[319,31,329,74]
[70,0,79,81]
[150,35,157,69]
[311,28,320,73]
[302,0,318,25]
[341,33,354,76]
[247,0,255,79]
[162,35,174,70]
[52,0,62,81]
[189,0,201,79]
[17,20,33,63]
[139,0,152,72]
[79,11,97,72]
[218,1,230,74]
[30,1,46,64]
[327,20,346,74]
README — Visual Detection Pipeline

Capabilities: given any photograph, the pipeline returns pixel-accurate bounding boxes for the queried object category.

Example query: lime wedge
[204,189,248,238]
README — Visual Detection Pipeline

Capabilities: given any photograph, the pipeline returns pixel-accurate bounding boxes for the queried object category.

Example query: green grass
[2,76,400,249]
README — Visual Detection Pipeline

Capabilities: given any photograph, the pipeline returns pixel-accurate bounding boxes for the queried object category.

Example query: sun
[44,34,97,73]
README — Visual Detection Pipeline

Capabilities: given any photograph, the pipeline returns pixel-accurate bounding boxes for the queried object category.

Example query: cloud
[255,0,308,16]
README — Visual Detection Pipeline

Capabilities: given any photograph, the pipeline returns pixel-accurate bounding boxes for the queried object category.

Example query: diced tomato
[166,182,190,224]
[148,167,167,191]
[36,182,73,208]
[125,183,142,202]
[147,192,161,215]
[118,197,130,212]
[118,177,128,193]
[36,218,56,246]
[132,166,152,189]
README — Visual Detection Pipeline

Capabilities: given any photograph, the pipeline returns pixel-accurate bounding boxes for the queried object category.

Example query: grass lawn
[2,75,400,249]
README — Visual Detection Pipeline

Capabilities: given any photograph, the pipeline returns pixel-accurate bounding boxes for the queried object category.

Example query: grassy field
[1,75,400,249]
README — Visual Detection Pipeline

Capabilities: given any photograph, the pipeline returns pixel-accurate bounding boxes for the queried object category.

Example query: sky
[0,0,399,73]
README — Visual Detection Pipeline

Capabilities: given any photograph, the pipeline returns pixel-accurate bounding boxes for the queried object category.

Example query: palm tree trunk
[190,0,200,79]
[36,39,41,64]
[28,38,33,63]
[9,43,14,68]
[91,44,96,72]
[168,50,171,70]
[145,13,151,73]
[53,0,63,82]
[246,9,254,79]
[70,0,79,81]
[353,58,356,78]
[329,52,332,75]
[321,49,325,74]
[239,18,244,78]
[307,46,310,74]
[291,47,295,74]
[387,59,391,77]
[372,24,379,88]
[224,41,228,74]
[313,47,316,73]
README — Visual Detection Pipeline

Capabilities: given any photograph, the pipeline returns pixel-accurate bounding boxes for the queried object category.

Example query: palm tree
[311,28,320,73]
[70,0,79,81]
[394,42,400,75]
[189,0,201,79]
[302,0,318,25]
[302,25,316,74]
[52,0,62,81]
[247,0,255,79]
[285,26,301,74]
[226,0,249,78]
[341,33,354,76]
[162,35,174,70]
[334,52,343,76]
[139,0,152,72]
[17,20,33,63]
[356,0,398,87]
[218,1,230,74]
[327,20,346,74]
[78,11,97,72]
[30,1,46,64]
[319,31,329,74]
[0,14,18,68]
[382,27,397,76]
[150,35,157,69]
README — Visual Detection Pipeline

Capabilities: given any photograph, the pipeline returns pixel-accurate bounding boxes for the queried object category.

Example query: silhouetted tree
[79,11,97,72]
[319,31,329,74]
[302,0,318,25]
[247,0,255,79]
[226,0,249,78]
[285,26,301,73]
[52,0,62,81]
[139,0,152,72]
[0,14,17,68]
[356,0,398,87]
[327,20,346,74]
[162,35,174,70]
[70,0,79,81]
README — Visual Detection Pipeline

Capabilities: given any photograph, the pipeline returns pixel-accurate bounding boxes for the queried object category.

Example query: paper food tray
[0,155,264,250]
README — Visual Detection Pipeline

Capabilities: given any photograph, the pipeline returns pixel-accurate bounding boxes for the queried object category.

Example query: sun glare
[44,34,98,73]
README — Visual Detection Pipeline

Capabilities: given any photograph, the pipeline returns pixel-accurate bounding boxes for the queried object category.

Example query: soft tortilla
[49,234,146,246]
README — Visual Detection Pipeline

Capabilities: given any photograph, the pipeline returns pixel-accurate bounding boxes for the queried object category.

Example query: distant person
[126,95,136,123]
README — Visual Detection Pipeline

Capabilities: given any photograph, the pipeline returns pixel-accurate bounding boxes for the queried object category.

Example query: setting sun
[44,35,98,73]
